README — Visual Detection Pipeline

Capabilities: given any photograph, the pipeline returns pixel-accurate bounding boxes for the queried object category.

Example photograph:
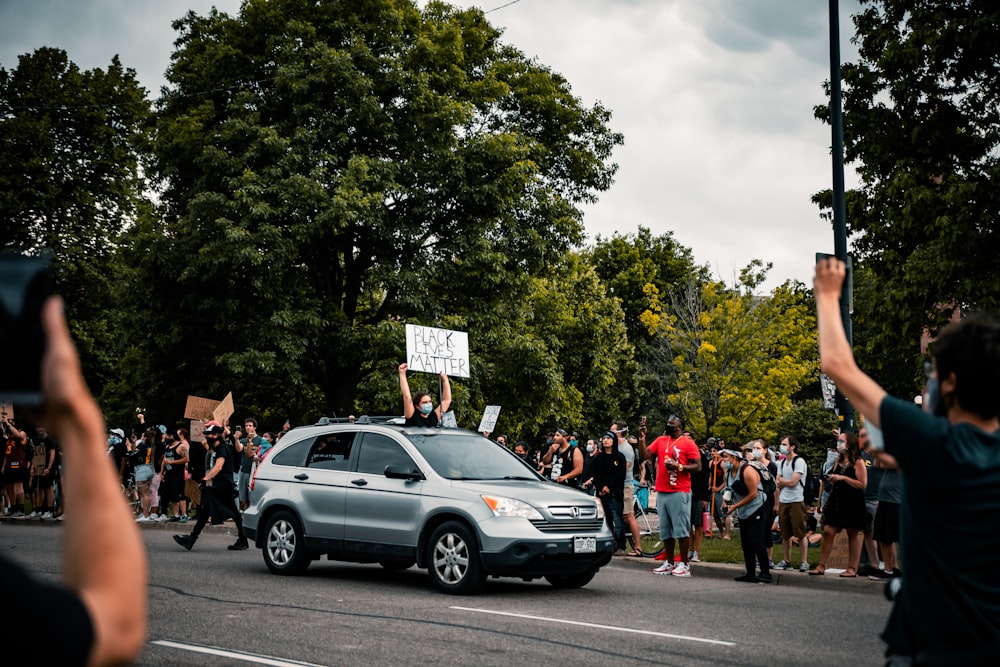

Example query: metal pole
[829,0,854,433]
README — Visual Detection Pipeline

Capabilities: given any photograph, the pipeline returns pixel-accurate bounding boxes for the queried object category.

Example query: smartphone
[0,254,52,405]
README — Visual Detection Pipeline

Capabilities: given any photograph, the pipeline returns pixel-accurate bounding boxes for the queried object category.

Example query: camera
[0,253,52,405]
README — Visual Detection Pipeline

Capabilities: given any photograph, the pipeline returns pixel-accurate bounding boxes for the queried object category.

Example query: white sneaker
[135,515,150,522]
[800,562,810,573]
[652,562,674,575]
[41,511,53,519]
[149,513,159,521]
[671,562,692,577]
[31,511,42,517]
[690,551,700,563]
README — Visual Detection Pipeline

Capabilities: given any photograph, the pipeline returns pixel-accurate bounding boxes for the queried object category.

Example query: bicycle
[121,472,140,516]
[625,488,663,557]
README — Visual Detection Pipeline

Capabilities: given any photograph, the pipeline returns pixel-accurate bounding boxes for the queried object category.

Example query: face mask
[109,436,122,446]
[836,442,847,452]
[570,439,578,446]
[723,461,733,470]
[779,445,789,456]
[753,449,765,460]
[419,403,433,415]
[586,444,594,453]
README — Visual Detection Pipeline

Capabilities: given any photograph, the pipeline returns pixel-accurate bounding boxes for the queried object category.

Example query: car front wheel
[262,510,311,575]
[427,521,485,595]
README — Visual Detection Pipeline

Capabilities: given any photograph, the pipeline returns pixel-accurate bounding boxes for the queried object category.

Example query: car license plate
[573,536,596,553]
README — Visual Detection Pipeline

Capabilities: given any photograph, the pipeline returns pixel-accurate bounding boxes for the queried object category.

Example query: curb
[613,553,888,596]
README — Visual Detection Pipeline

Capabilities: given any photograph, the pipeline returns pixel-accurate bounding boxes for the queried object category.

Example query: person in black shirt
[398,362,452,427]
[592,431,627,554]
[172,420,248,551]
[2,296,147,665]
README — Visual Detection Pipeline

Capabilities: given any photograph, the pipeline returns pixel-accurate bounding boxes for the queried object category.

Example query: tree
[770,399,839,473]
[814,1,1000,391]
[0,47,151,401]
[640,261,819,444]
[128,0,623,423]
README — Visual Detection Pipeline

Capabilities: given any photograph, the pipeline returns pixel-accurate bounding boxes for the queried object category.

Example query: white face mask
[586,444,595,453]
[779,445,789,456]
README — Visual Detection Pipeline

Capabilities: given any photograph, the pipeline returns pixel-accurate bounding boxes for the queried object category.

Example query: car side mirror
[384,464,423,481]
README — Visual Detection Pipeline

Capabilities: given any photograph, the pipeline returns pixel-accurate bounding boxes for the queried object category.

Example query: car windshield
[408,432,543,481]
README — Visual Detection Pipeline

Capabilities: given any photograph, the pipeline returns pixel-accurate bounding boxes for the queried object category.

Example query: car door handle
[351,479,367,486]
[294,474,308,480]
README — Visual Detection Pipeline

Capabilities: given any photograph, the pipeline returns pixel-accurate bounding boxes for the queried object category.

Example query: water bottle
[702,509,711,532]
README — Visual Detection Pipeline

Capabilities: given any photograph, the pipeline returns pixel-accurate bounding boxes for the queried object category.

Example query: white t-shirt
[778,455,808,503]
[618,440,635,490]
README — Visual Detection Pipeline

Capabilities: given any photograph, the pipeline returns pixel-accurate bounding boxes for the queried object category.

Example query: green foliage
[770,399,839,473]
[126,0,622,426]
[0,47,151,403]
[641,261,819,444]
[814,1,1000,378]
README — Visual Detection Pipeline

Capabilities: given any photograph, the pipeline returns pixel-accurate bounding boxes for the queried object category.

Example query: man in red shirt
[637,415,702,577]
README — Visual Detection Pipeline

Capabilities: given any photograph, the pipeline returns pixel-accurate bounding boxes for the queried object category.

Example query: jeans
[739,510,769,576]
[601,493,625,550]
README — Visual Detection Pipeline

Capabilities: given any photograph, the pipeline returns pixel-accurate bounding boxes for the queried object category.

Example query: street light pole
[828,0,855,433]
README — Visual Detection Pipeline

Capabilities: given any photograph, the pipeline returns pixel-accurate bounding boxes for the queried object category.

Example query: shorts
[713,491,727,520]
[656,491,692,540]
[865,499,878,533]
[873,501,900,544]
[778,501,808,539]
[622,483,635,516]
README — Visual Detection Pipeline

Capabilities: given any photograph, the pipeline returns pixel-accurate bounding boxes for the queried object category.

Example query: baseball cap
[203,420,224,435]
[110,428,125,439]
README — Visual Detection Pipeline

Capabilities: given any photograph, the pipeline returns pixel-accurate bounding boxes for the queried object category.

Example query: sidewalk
[1,512,239,535]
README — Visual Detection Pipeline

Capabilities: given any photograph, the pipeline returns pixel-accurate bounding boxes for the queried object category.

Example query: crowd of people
[495,414,903,586]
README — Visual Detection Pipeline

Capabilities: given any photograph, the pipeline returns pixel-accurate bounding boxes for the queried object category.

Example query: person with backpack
[721,447,772,584]
[774,435,810,573]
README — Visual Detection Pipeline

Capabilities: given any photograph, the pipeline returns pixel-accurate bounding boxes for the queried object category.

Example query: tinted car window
[269,437,313,467]
[409,432,543,480]
[306,432,357,471]
[356,433,417,475]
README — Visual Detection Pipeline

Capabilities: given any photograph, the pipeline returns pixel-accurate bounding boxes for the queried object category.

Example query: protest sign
[405,324,470,378]
[477,405,501,434]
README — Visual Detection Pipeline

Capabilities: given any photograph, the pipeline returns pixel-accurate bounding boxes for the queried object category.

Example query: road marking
[451,607,736,647]
[151,640,329,666]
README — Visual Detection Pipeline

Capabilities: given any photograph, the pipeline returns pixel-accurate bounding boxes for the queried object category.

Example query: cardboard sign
[213,391,234,425]
[190,420,205,442]
[441,410,457,429]
[826,530,853,570]
[405,324,470,378]
[477,405,501,433]
[183,391,235,425]
[184,395,219,422]
[0,401,12,420]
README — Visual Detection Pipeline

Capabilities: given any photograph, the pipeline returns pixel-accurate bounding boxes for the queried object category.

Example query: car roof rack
[313,415,406,426]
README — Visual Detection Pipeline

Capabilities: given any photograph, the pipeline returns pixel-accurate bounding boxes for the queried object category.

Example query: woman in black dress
[809,431,868,577]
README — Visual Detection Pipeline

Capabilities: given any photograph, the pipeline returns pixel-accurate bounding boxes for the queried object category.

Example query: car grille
[530,504,603,533]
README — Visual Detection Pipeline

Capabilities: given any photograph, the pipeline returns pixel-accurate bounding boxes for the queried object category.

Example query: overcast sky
[0,0,864,291]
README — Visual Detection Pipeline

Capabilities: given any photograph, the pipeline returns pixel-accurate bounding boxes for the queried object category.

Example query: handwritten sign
[0,401,12,419]
[477,405,501,433]
[184,391,235,425]
[442,410,458,429]
[405,324,470,378]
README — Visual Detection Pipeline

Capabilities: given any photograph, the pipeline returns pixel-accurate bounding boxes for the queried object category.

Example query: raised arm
[438,370,452,416]
[40,297,147,666]
[398,363,414,418]
[815,258,887,426]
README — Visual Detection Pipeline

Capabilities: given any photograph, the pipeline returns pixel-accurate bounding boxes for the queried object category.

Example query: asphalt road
[2,520,891,666]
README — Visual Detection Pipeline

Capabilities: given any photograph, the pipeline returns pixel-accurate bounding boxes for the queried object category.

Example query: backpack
[803,465,820,507]
[747,461,777,500]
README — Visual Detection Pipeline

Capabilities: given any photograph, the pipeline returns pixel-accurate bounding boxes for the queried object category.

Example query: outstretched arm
[398,363,414,418]
[438,371,452,415]
[815,258,887,426]
[40,297,147,667]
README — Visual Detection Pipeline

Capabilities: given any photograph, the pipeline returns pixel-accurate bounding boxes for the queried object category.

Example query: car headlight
[594,500,605,519]
[481,495,544,520]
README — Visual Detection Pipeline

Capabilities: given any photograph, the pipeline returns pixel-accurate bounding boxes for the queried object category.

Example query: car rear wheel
[427,521,485,595]
[262,510,311,575]
[545,569,597,589]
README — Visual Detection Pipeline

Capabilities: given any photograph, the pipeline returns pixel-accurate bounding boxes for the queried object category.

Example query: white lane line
[151,640,330,666]
[451,606,736,647]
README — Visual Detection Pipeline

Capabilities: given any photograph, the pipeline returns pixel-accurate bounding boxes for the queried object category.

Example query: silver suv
[243,418,614,594]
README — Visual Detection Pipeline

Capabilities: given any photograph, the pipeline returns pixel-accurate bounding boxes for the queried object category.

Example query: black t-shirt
[404,411,440,428]
[1,553,93,665]
[880,395,1000,659]
[208,443,236,490]
[188,441,209,482]
[591,449,626,497]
